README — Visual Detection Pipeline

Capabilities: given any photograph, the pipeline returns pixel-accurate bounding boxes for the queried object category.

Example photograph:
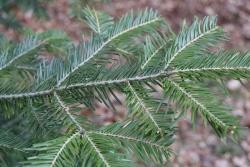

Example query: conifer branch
[165,26,219,69]
[141,44,166,70]
[54,92,85,132]
[0,9,246,166]
[167,79,226,128]
[50,133,80,167]
[0,35,65,71]
[0,70,169,100]
[90,131,169,150]
[56,10,161,86]
[85,134,111,167]
[127,82,162,133]
[172,67,250,73]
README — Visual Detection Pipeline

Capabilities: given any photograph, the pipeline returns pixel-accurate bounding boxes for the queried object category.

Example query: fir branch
[165,16,224,69]
[164,78,239,137]
[50,133,80,167]
[171,51,250,79]
[0,70,169,100]
[24,133,82,167]
[90,131,169,150]
[0,33,66,71]
[0,89,53,99]
[165,27,219,69]
[85,134,111,167]
[54,92,85,132]
[168,79,226,127]
[126,82,162,134]
[0,130,27,153]
[81,7,114,34]
[141,32,170,70]
[56,9,162,86]
[0,9,247,166]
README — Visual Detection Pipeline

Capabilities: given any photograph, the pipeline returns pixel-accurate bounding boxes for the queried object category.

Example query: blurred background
[1,0,250,166]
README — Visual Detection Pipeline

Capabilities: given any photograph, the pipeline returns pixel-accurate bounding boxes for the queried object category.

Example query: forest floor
[1,0,250,166]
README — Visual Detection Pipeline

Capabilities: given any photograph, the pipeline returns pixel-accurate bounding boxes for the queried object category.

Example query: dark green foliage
[0,0,52,28]
[0,7,248,166]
